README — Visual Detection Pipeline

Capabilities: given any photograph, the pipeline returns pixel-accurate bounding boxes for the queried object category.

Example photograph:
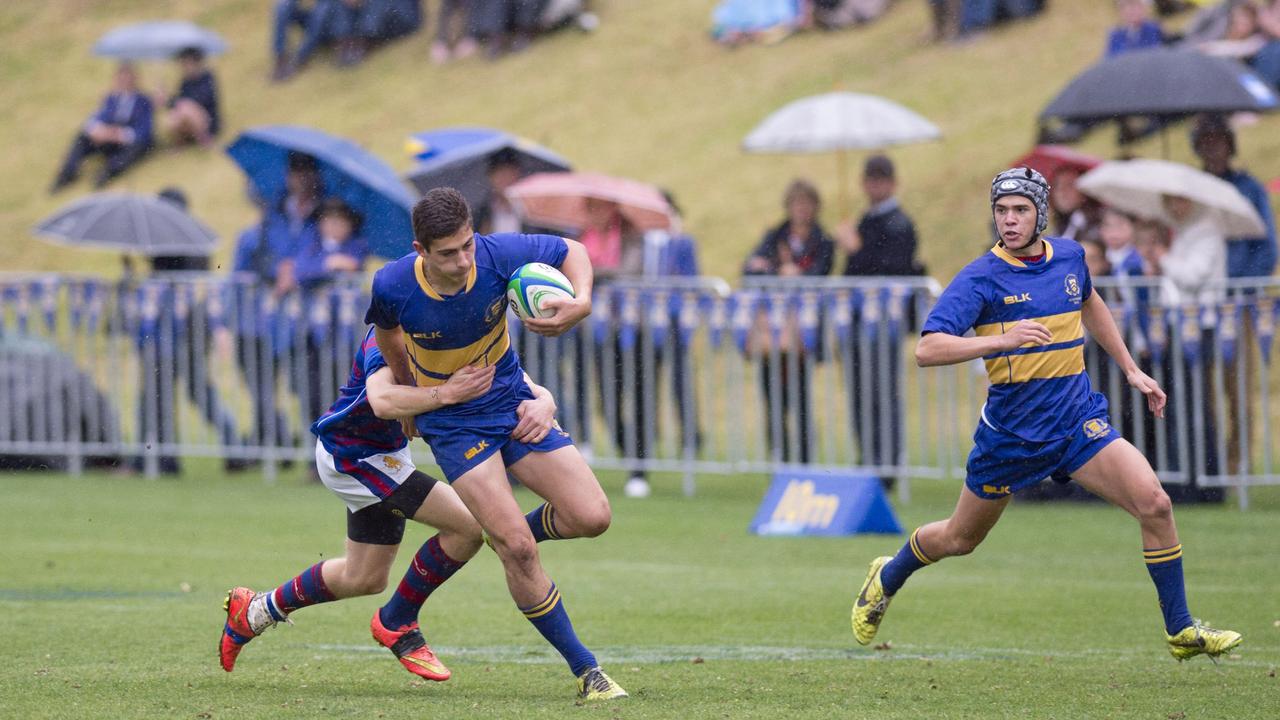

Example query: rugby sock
[879,528,935,596]
[1144,544,1194,635]
[266,562,336,619]
[526,503,563,543]
[378,534,466,629]
[520,582,597,677]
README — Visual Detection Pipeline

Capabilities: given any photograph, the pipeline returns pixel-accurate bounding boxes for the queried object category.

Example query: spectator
[1107,0,1165,57]
[50,63,153,192]
[1099,207,1146,278]
[838,155,922,487]
[346,0,425,66]
[1190,114,1277,279]
[1196,1,1268,59]
[929,0,1044,42]
[471,0,547,58]
[811,0,890,28]
[1049,166,1103,244]
[712,0,808,47]
[163,47,220,148]
[1254,0,1280,87]
[1159,193,1226,306]
[431,0,480,63]
[743,179,834,465]
[1081,236,1113,278]
[272,0,350,81]
[264,152,326,298]
[473,149,525,234]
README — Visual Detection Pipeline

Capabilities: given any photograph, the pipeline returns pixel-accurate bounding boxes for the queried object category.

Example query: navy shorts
[965,393,1121,500]
[420,413,575,483]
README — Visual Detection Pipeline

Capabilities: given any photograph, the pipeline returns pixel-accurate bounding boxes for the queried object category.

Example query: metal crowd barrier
[1,272,1277,507]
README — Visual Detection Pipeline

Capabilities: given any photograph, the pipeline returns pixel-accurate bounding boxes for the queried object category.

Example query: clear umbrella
[1077,159,1266,237]
[93,21,228,60]
[34,192,217,257]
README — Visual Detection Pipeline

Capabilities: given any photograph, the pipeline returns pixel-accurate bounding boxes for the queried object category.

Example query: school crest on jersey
[1064,274,1081,303]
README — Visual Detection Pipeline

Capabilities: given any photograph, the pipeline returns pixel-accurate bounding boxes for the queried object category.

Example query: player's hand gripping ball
[506,263,576,320]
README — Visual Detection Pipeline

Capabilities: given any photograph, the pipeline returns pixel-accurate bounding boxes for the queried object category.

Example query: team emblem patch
[484,296,506,324]
[1064,274,1081,298]
[382,455,403,472]
[999,180,1019,190]
[1082,418,1110,440]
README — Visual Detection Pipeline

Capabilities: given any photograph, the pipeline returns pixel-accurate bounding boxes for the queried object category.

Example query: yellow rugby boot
[1167,622,1242,662]
[851,556,893,646]
[576,667,628,702]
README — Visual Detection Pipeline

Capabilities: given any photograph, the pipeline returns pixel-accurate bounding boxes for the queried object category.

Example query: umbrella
[743,91,941,213]
[403,127,571,208]
[1077,159,1266,237]
[506,172,672,233]
[1010,145,1102,182]
[93,21,228,60]
[226,126,416,258]
[1040,48,1278,125]
[33,192,217,257]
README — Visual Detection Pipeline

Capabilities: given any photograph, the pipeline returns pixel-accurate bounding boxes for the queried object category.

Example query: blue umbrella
[404,127,571,209]
[226,126,416,258]
[93,21,228,60]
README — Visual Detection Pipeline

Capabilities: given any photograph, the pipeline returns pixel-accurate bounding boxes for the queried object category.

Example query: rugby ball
[507,263,575,320]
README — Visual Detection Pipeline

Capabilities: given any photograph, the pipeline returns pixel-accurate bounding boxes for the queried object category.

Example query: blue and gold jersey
[923,237,1095,442]
[365,232,568,420]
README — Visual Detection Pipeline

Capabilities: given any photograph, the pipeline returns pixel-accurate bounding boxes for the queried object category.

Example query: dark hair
[783,178,821,212]
[487,148,521,172]
[413,188,472,247]
[1190,113,1236,157]
[863,154,895,180]
[287,151,319,173]
[175,46,205,62]
[157,187,188,211]
[319,197,362,231]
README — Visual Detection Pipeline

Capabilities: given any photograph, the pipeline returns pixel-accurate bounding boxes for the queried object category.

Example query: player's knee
[493,532,538,569]
[569,499,611,538]
[1137,485,1173,524]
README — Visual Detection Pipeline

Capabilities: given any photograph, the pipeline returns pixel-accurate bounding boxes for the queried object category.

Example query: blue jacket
[88,92,153,147]
[292,230,370,290]
[1106,22,1163,58]
[1216,168,1277,278]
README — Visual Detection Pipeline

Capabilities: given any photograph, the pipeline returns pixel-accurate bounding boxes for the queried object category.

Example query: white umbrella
[1077,159,1266,237]
[742,92,941,214]
[93,21,228,60]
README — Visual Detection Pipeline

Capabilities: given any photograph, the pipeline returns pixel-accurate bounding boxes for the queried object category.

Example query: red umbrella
[1010,144,1103,182]
[506,172,672,232]
[1267,177,1280,194]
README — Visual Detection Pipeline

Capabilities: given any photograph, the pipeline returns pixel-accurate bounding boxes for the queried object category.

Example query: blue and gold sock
[520,582,596,677]
[525,503,563,543]
[879,528,935,596]
[1144,544,1194,635]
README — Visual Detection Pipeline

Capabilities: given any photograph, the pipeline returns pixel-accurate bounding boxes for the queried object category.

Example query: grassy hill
[2,0,1278,279]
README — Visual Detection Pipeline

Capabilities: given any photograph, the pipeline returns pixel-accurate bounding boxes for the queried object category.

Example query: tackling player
[219,326,559,680]
[366,188,627,702]
[851,168,1242,661]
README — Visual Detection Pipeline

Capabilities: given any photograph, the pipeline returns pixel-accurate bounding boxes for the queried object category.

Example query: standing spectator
[473,149,525,234]
[50,64,153,192]
[1106,0,1165,57]
[163,47,220,148]
[1190,114,1277,279]
[837,155,922,488]
[743,179,834,465]
[1099,207,1146,278]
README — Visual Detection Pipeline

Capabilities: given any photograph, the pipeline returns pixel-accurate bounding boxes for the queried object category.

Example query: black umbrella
[1040,48,1278,124]
[34,192,217,257]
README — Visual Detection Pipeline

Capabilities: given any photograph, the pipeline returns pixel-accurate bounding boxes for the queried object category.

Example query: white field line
[305,643,1280,668]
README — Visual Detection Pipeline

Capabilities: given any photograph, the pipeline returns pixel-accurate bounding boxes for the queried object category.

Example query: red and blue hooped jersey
[922,237,1097,442]
[310,327,407,459]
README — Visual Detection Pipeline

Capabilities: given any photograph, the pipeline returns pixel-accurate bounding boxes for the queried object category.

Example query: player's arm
[915,321,1052,367]
[365,365,497,420]
[373,325,415,387]
[512,372,557,443]
[524,238,593,337]
[1081,291,1166,418]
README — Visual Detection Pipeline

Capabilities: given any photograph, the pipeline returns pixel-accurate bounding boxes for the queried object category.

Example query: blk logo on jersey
[1003,292,1032,305]
[464,440,490,460]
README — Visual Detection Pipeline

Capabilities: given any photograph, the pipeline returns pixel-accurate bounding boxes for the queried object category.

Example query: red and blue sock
[265,562,336,620]
[378,534,466,630]
[526,503,563,543]
[879,528,935,595]
[520,582,597,677]
[1144,544,1194,635]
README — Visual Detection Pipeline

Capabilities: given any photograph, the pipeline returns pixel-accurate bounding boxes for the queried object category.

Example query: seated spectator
[1196,0,1268,58]
[811,0,890,28]
[1107,0,1165,57]
[346,0,424,66]
[1252,0,1280,89]
[272,0,352,81]
[470,0,547,59]
[163,47,220,148]
[473,149,525,234]
[1099,207,1146,277]
[712,0,809,47]
[431,0,480,63]
[1190,114,1277,279]
[51,63,153,192]
[929,0,1044,42]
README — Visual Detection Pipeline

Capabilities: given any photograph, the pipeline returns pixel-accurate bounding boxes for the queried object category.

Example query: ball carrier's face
[993,195,1041,255]
[414,225,476,291]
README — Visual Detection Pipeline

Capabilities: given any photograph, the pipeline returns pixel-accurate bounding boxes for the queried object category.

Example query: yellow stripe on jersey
[989,241,1055,268]
[405,318,509,387]
[974,310,1083,346]
[414,255,477,301]
[984,345,1084,384]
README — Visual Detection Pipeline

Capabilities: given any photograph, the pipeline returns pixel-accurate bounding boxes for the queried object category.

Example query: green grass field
[3,466,1277,719]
